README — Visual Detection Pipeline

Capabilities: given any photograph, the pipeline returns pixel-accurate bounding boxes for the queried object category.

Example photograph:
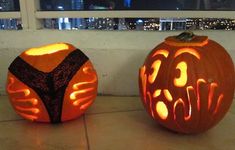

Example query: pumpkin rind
[139,32,235,134]
[6,43,98,123]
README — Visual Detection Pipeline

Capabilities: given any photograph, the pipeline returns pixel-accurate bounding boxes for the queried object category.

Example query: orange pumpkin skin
[139,32,235,134]
[6,43,98,123]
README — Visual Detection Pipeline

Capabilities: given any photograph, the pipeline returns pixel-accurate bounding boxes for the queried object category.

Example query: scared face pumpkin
[139,32,235,134]
[6,43,98,123]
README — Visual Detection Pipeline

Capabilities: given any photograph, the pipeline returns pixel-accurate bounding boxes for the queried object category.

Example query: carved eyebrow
[152,49,169,58]
[174,48,200,60]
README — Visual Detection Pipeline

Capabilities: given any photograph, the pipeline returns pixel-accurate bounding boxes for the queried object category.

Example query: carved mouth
[140,70,224,123]
[172,79,224,124]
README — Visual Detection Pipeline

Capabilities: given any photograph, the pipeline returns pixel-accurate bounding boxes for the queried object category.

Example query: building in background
[87,17,115,30]
[136,19,144,30]
[71,0,86,29]
[57,0,86,30]
[159,18,186,31]
[58,17,71,30]
[87,1,115,30]
[118,18,128,30]
[143,18,159,31]
[56,5,71,30]
[38,0,235,31]
[124,0,131,8]
[186,18,199,30]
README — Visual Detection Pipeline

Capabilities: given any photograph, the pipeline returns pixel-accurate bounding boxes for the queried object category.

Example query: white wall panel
[0,30,234,95]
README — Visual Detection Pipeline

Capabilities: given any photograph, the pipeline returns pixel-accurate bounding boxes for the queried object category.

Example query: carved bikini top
[9,49,88,123]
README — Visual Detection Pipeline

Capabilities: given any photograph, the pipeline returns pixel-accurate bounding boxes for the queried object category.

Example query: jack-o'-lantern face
[6,43,98,123]
[139,32,235,134]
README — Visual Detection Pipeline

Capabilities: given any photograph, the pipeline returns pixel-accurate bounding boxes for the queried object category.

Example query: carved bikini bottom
[9,49,88,123]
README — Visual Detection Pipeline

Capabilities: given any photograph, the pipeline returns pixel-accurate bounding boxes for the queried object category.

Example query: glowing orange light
[80,101,93,110]
[33,108,40,114]
[70,67,97,100]
[68,65,98,114]
[152,49,169,58]
[153,89,161,98]
[25,43,69,56]
[140,66,147,103]
[32,99,38,105]
[186,86,193,120]
[15,98,38,105]
[197,79,206,110]
[156,101,168,120]
[163,89,173,102]
[174,61,188,87]
[173,98,191,121]
[17,112,38,121]
[174,48,200,60]
[70,87,95,100]
[213,94,224,115]
[148,60,161,84]
[73,95,94,106]
[7,77,30,96]
[73,70,97,90]
[208,83,218,110]
[147,92,155,118]
[15,106,40,114]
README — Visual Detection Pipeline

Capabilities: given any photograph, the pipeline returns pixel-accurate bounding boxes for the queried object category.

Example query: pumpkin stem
[176,32,195,42]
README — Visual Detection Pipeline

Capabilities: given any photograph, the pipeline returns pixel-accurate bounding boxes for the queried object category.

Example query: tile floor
[0,96,234,150]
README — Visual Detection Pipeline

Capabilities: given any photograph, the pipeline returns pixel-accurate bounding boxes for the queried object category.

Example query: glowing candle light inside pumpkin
[148,60,161,84]
[163,89,173,102]
[153,89,161,98]
[156,101,168,120]
[152,49,169,58]
[25,43,69,56]
[174,61,188,87]
[7,43,98,123]
[139,32,235,134]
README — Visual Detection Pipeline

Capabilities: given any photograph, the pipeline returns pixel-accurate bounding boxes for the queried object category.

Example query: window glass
[0,0,20,30]
[40,0,235,11]
[43,18,235,31]
[0,19,22,30]
[0,0,20,11]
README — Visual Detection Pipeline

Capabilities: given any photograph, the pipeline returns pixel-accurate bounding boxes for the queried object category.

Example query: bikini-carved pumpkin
[6,43,98,123]
[139,32,235,134]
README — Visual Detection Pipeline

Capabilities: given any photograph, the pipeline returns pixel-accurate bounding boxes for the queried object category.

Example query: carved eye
[148,60,161,84]
[174,61,188,87]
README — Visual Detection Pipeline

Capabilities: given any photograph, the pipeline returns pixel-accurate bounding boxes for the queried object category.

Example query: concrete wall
[0,30,234,96]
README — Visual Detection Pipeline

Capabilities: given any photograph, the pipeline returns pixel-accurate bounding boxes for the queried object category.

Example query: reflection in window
[0,19,22,30]
[43,18,235,31]
[40,0,235,11]
[0,0,20,11]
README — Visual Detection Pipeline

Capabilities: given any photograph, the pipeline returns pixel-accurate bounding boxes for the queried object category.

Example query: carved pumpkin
[6,43,98,123]
[139,32,235,134]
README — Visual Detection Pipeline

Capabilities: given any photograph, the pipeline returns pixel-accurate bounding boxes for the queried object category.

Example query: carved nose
[153,89,173,102]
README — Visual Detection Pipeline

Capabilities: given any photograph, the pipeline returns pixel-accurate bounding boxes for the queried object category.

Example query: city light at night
[0,0,235,31]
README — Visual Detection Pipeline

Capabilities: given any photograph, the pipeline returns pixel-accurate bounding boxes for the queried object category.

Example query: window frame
[0,0,235,30]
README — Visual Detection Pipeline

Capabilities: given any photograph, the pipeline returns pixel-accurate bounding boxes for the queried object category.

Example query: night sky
[12,0,233,11]
[39,0,190,10]
[13,0,20,11]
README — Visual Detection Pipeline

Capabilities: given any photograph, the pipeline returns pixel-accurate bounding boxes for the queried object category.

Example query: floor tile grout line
[0,109,144,123]
[86,109,144,116]
[83,115,91,150]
